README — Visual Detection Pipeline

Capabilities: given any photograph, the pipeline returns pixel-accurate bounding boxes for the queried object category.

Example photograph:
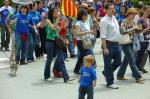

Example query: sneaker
[65,58,69,61]
[20,61,27,65]
[136,77,144,84]
[139,68,148,73]
[117,76,128,80]
[107,84,119,89]
[27,60,33,63]
[45,77,53,82]
[36,57,41,59]
[64,77,75,83]
[5,48,9,51]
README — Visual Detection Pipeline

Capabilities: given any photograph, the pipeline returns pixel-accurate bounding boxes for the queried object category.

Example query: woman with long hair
[44,8,73,82]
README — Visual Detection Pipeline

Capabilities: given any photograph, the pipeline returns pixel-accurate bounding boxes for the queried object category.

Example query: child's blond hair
[83,55,94,65]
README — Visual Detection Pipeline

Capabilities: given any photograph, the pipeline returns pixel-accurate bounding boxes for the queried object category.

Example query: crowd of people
[0,0,150,99]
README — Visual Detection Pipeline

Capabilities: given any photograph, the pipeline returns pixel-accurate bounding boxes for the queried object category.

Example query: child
[78,55,97,99]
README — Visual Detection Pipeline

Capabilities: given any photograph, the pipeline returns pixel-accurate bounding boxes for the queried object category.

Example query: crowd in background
[0,0,150,98]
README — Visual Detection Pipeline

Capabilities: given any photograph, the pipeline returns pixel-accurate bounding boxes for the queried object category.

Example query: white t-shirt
[76,20,94,40]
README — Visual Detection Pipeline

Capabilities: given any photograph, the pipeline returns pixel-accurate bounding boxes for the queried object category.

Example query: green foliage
[0,0,4,7]
[0,0,12,7]
[132,0,150,6]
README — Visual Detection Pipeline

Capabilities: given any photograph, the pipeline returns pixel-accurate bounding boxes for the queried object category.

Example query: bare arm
[137,23,150,34]
[78,74,81,83]
[76,25,93,36]
[93,80,96,87]
[46,19,59,30]
[101,38,109,55]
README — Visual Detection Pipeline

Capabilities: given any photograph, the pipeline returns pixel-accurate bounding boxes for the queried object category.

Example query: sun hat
[126,8,137,16]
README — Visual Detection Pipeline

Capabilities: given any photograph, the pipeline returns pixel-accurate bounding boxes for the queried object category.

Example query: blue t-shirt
[0,9,10,25]
[37,8,46,14]
[12,13,33,34]
[80,66,97,87]
[116,15,125,25]
[29,11,41,25]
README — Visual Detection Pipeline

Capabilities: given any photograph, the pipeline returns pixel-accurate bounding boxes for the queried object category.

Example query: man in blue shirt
[78,55,97,99]
[27,2,42,62]
[0,0,14,51]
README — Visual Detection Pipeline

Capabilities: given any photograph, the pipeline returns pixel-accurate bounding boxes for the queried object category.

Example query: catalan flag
[62,0,78,18]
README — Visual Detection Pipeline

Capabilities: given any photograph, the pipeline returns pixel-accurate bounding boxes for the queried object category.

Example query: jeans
[74,40,91,73]
[0,25,10,49]
[63,47,68,60]
[27,33,35,61]
[79,86,93,99]
[15,33,28,62]
[103,42,121,86]
[87,39,96,65]
[67,31,75,55]
[117,43,141,80]
[136,42,150,69]
[44,41,69,81]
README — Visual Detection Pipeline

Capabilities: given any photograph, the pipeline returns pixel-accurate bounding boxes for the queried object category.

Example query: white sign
[12,0,33,5]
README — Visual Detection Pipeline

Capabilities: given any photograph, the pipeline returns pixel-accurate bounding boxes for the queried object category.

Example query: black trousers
[39,27,46,55]
[74,40,91,73]
[0,25,10,49]
[79,86,93,99]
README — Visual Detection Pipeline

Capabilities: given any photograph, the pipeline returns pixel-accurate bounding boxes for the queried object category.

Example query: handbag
[81,34,93,49]
[117,34,132,44]
[55,37,65,49]
[55,37,69,49]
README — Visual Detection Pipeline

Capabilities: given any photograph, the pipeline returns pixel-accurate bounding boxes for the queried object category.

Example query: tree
[0,0,12,7]
[0,0,4,7]
[132,0,150,6]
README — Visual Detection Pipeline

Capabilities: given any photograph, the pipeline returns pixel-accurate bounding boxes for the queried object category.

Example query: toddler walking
[78,55,97,99]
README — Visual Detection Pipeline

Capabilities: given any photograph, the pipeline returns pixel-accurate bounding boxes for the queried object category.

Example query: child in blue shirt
[78,55,97,99]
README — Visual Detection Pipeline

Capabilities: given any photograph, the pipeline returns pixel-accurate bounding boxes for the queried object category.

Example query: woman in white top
[74,10,95,74]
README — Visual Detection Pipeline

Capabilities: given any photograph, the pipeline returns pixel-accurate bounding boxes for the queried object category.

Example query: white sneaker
[107,84,119,89]
[45,78,53,82]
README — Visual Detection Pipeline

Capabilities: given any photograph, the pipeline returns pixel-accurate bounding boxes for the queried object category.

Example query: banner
[12,0,33,5]
[62,0,78,18]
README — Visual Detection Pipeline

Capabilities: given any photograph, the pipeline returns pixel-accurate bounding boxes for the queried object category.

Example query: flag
[62,0,78,18]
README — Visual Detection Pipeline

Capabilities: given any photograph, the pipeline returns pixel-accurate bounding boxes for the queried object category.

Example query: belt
[106,40,118,44]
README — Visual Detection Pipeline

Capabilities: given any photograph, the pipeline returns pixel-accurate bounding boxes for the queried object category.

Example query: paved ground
[0,39,150,99]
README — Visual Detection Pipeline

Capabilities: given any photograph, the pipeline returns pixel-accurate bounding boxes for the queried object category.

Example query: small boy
[78,55,97,99]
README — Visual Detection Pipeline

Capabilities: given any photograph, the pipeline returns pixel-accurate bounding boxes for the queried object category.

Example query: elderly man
[100,3,122,89]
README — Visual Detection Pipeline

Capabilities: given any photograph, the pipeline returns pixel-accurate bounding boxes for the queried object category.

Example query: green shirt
[45,19,58,40]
